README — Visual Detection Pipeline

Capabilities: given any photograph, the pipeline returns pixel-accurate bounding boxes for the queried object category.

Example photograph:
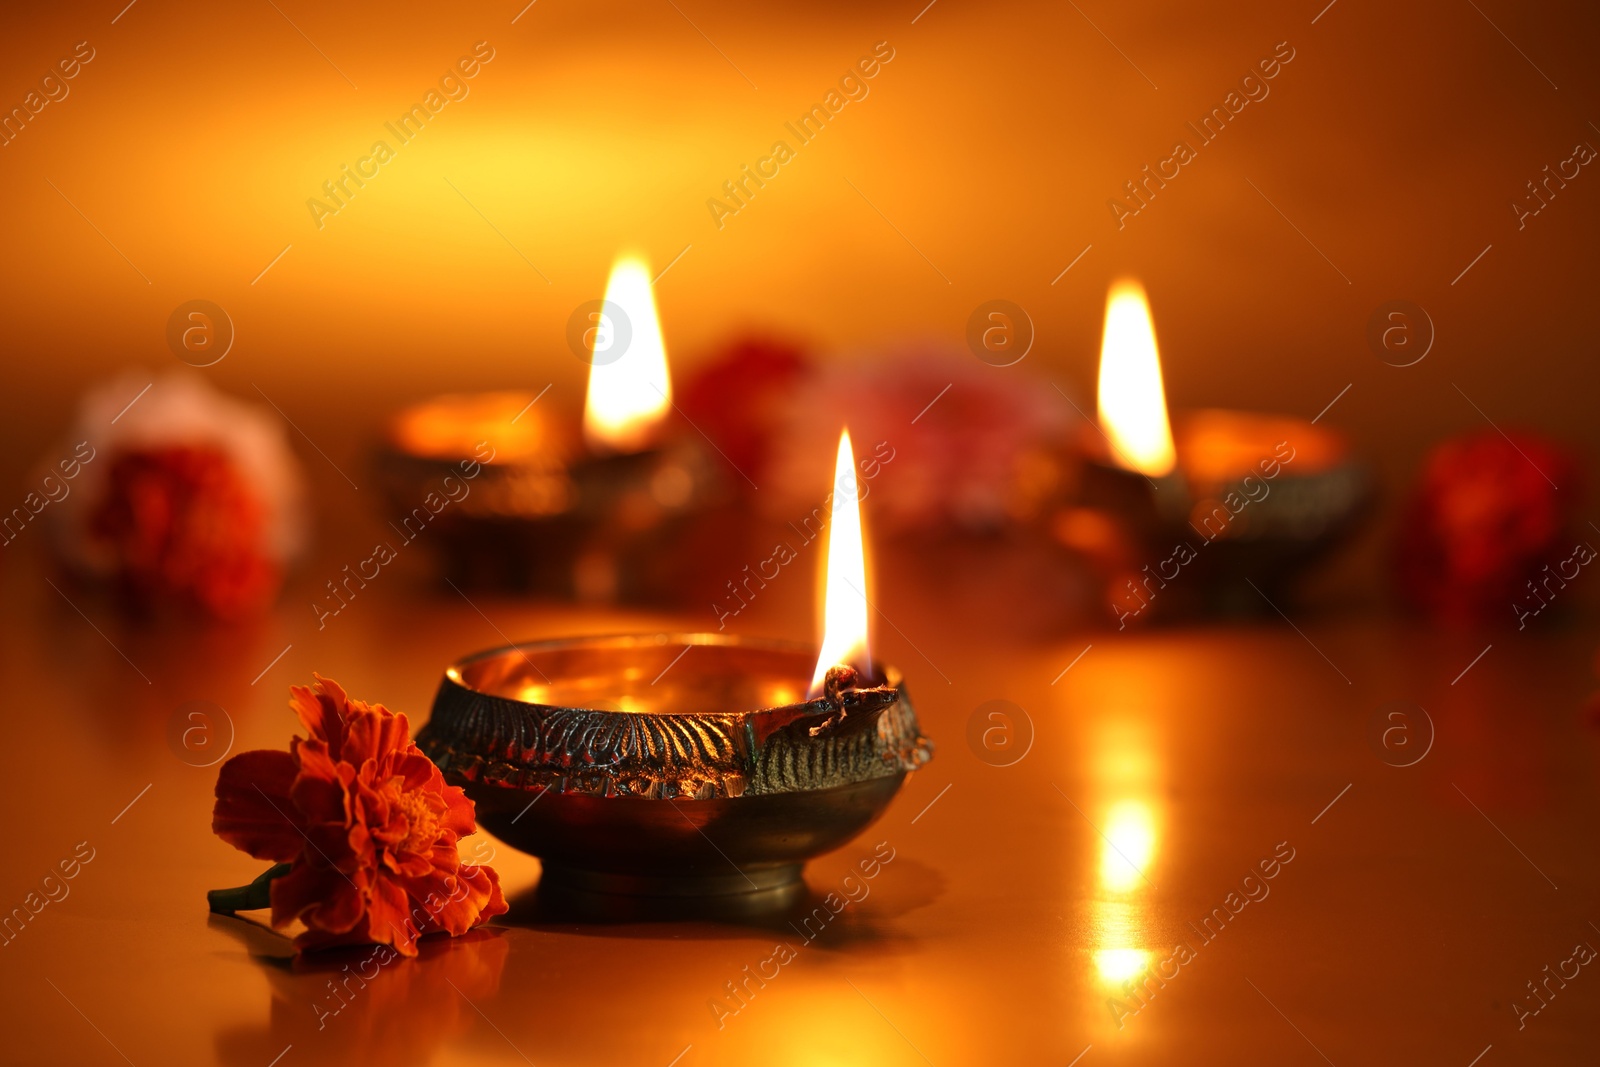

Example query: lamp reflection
[210,920,509,1067]
[1093,945,1151,983]
[1098,799,1157,894]
[1086,718,1163,998]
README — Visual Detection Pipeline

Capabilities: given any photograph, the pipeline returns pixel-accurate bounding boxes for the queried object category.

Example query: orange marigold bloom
[212,676,506,955]
[90,445,283,619]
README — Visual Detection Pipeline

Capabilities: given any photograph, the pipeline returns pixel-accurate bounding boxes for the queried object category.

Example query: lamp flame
[583,254,672,453]
[1096,279,1176,477]
[809,429,871,696]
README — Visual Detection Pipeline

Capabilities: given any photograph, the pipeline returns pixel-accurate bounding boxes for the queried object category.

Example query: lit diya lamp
[375,254,724,598]
[1055,279,1368,620]
[416,430,932,908]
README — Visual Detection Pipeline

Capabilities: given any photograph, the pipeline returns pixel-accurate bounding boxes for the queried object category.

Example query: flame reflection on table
[1085,715,1164,1008]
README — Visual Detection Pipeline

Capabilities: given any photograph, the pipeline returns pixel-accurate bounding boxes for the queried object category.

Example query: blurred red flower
[89,445,281,619]
[678,335,809,485]
[1396,429,1580,622]
[212,676,506,956]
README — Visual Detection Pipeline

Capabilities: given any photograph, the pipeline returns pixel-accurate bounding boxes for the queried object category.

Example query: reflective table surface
[3,546,1597,1067]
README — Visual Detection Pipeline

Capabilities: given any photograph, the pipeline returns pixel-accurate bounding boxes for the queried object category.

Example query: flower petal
[212,750,304,862]
[288,738,347,824]
[367,872,420,956]
[385,843,435,880]
[270,859,365,934]
[342,706,412,766]
[392,750,438,792]
[290,674,358,757]
[439,782,479,837]
[400,858,507,938]
[451,864,509,932]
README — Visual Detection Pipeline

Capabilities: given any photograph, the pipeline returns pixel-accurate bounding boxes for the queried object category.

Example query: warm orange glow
[583,255,672,453]
[1099,799,1158,893]
[1081,707,1166,1007]
[389,391,569,466]
[1094,946,1153,984]
[1097,279,1177,477]
[809,429,871,696]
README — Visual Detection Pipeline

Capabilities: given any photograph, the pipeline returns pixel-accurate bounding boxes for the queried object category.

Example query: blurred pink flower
[762,346,1075,534]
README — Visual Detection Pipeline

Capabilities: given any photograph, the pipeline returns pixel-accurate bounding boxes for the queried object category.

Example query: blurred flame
[1099,798,1157,894]
[583,254,671,453]
[1083,710,1166,1004]
[1097,279,1176,477]
[1094,947,1152,984]
[809,429,870,696]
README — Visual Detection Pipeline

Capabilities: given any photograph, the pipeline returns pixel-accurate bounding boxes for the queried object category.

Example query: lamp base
[541,862,803,898]
[530,862,806,921]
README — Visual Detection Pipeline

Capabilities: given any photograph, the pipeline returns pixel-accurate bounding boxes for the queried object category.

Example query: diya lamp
[1063,280,1186,539]
[417,430,932,911]
[376,254,725,599]
[1054,279,1368,621]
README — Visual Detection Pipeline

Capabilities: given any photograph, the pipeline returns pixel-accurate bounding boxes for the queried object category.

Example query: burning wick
[809,429,872,698]
[583,254,672,454]
[1097,278,1176,478]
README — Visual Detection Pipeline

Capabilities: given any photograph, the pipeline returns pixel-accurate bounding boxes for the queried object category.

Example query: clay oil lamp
[417,430,933,911]
[376,254,724,599]
[1054,279,1367,621]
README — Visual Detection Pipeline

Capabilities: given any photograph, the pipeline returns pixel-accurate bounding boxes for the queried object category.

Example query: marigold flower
[90,445,281,618]
[211,676,506,955]
[49,372,309,620]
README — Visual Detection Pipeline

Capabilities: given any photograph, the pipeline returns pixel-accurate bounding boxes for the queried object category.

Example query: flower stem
[208,863,291,914]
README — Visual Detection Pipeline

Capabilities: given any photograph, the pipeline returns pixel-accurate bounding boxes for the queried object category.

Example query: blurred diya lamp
[417,431,931,909]
[1164,409,1367,610]
[1054,279,1368,619]
[376,255,725,600]
[1065,279,1185,538]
